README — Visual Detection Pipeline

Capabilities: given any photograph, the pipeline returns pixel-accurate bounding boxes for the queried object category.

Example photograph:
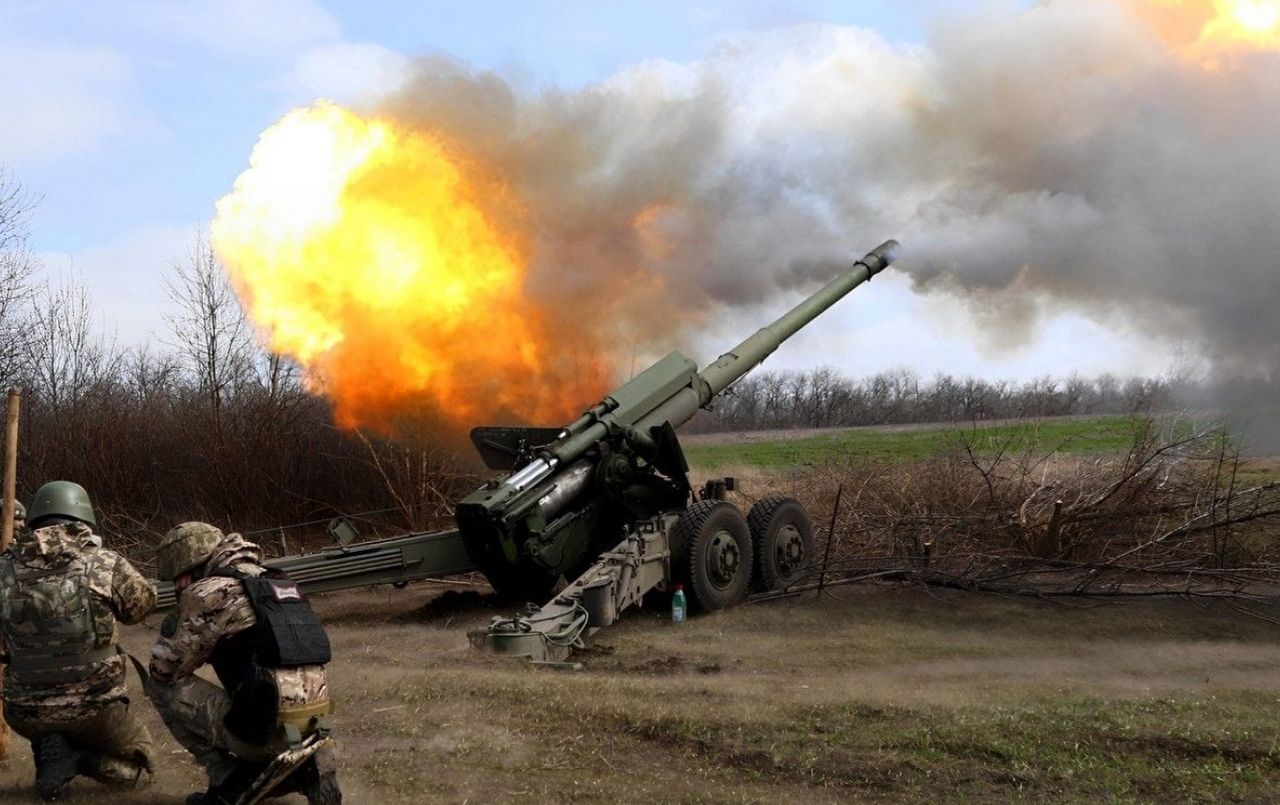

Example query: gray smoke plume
[373,2,1280,434]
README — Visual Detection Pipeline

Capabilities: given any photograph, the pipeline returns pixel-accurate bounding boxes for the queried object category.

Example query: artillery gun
[153,240,898,663]
[464,240,899,661]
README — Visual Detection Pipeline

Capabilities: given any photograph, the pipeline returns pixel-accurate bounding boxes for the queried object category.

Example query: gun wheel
[671,500,753,612]
[748,497,814,592]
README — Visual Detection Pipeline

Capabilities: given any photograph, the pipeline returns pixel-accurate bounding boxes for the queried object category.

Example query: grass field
[5,585,1277,804]
[683,416,1151,471]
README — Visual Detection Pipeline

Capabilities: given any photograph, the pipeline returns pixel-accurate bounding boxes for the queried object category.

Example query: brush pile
[766,417,1280,602]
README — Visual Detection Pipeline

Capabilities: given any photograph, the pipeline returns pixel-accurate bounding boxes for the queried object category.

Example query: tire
[748,497,814,591]
[671,500,753,612]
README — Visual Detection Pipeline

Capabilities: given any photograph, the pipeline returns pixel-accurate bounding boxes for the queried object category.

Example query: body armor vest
[207,567,331,743]
[0,554,115,691]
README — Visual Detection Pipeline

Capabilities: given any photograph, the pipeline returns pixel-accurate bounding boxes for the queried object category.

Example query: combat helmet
[26,481,97,530]
[13,500,24,521]
[156,522,226,581]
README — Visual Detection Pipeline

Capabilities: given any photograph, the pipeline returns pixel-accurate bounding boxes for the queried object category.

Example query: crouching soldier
[0,481,157,800]
[148,522,340,805]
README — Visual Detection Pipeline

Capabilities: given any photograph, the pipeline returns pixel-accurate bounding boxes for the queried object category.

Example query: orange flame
[212,102,610,431]
[1134,0,1280,64]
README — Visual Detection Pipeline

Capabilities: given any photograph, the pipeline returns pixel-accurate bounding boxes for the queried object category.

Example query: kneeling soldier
[149,522,340,805]
[0,481,157,800]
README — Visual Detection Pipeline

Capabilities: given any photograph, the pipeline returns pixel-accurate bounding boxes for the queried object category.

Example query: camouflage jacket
[149,534,329,711]
[0,522,156,719]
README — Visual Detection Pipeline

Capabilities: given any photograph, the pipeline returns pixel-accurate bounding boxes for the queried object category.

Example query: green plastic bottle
[671,583,687,624]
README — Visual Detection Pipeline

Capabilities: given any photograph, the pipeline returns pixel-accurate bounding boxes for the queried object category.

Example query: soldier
[12,499,25,534]
[149,522,341,805]
[0,481,157,801]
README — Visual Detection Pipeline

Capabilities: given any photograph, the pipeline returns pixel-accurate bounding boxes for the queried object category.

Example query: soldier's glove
[160,612,180,638]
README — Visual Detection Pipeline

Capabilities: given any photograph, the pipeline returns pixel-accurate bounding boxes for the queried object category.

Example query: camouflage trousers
[4,698,155,787]
[146,673,338,790]
[146,673,291,785]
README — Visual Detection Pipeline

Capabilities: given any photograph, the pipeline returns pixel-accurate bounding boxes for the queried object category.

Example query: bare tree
[26,274,118,412]
[21,273,123,493]
[164,230,254,446]
[0,169,38,383]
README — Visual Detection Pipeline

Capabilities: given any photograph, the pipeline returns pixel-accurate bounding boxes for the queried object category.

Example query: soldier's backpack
[0,555,114,690]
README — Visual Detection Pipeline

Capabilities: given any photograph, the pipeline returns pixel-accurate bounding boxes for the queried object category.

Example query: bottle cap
[674,583,683,591]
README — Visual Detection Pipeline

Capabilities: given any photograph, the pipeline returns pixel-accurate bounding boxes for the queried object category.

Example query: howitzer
[150,241,899,658]
[463,240,899,661]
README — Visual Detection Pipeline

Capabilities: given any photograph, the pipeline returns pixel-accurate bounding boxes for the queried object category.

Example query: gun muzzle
[859,239,900,278]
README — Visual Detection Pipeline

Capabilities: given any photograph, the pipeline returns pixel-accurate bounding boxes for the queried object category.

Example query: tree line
[687,366,1176,432]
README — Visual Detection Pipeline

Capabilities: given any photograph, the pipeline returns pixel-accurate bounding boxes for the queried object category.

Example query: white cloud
[285,42,413,105]
[0,40,146,162]
[35,223,198,344]
[126,0,341,59]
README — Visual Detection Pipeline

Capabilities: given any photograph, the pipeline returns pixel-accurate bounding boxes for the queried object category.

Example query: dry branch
[757,416,1280,605]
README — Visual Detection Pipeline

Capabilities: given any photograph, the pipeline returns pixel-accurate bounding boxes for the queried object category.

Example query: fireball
[1136,0,1280,63]
[212,102,610,431]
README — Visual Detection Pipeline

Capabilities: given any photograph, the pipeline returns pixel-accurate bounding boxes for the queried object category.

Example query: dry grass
[720,417,1280,600]
[5,583,1280,803]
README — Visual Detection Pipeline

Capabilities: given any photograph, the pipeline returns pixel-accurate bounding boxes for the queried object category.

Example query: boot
[80,752,152,788]
[185,761,265,805]
[33,733,85,801]
[275,755,343,805]
[305,769,342,805]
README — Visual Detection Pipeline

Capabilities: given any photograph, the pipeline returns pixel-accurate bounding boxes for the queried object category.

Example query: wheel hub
[774,524,805,574]
[706,529,740,587]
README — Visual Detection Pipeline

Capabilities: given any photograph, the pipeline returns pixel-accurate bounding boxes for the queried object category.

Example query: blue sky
[0,0,1178,382]
[5,1,946,251]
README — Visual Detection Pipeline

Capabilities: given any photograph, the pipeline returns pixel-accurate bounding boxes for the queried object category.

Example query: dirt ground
[4,583,1280,803]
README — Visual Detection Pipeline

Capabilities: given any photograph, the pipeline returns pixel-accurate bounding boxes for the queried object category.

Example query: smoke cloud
[363,1,1277,423]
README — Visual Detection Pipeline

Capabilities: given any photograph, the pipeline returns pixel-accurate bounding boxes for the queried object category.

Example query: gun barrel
[702,239,898,396]
[635,240,899,432]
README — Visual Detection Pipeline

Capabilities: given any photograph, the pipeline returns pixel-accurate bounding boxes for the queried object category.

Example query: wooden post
[1043,500,1064,558]
[816,484,843,599]
[1,387,21,760]
[1,389,18,554]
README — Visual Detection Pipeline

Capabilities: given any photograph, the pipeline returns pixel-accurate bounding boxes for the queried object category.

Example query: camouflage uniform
[148,533,335,789]
[0,521,157,786]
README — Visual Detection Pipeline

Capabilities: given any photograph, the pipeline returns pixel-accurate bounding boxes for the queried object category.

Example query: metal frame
[472,513,678,662]
[154,528,475,609]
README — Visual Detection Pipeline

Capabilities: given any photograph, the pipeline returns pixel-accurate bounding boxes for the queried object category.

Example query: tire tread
[747,496,813,592]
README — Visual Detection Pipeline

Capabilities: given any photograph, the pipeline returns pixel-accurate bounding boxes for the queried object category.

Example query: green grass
[685,415,1149,470]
